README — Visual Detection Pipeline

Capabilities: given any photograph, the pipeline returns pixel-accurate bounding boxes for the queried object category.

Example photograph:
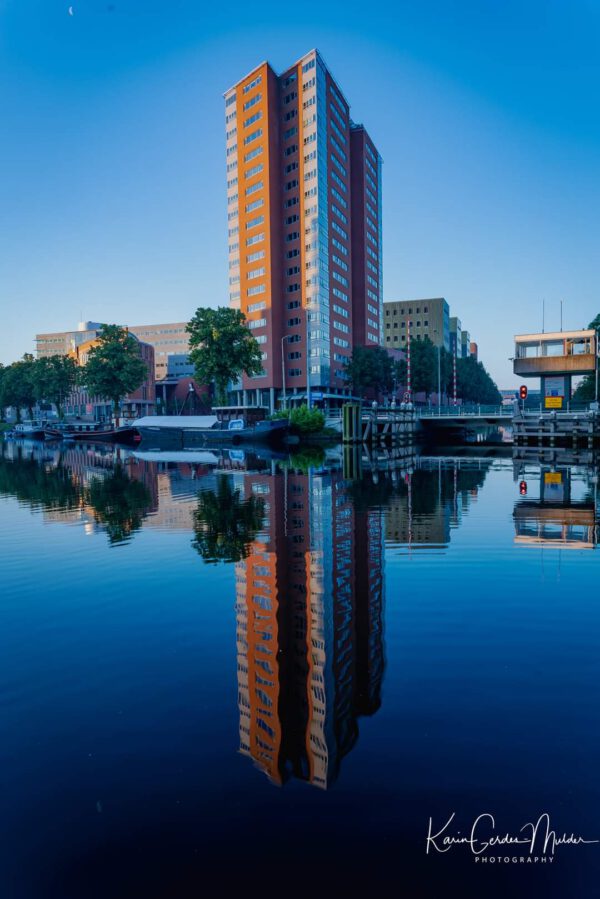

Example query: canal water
[1,440,599,898]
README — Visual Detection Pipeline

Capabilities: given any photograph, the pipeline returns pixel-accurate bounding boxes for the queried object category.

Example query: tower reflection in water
[234,468,385,789]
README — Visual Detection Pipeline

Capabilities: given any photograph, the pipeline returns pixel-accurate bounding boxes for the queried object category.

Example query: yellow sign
[545,396,563,409]
[544,472,562,485]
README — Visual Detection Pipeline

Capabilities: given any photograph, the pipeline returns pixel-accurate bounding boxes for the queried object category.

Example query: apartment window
[286,265,300,276]
[247,317,266,328]
[226,127,237,141]
[226,144,237,157]
[283,126,298,140]
[245,180,263,196]
[288,368,302,377]
[302,58,315,73]
[332,204,347,224]
[244,128,262,146]
[283,91,297,105]
[247,250,265,264]
[286,248,299,258]
[332,237,347,255]
[330,153,347,179]
[286,285,300,295]
[248,300,266,313]
[247,285,266,297]
[283,144,298,157]
[244,145,263,164]
[245,198,264,213]
[331,220,348,241]
[283,197,298,209]
[243,74,262,94]
[245,163,263,179]
[285,161,298,174]
[285,179,298,191]
[333,320,349,333]
[332,270,348,287]
[243,111,262,128]
[303,132,316,146]
[288,317,301,327]
[225,93,236,108]
[243,93,261,111]
[284,109,297,122]
[247,266,266,280]
[285,231,299,242]
[332,254,348,271]
[255,334,267,344]
[246,232,264,246]
[287,300,300,310]
[333,304,349,318]
[288,351,302,360]
[331,135,347,161]
[303,96,315,110]
[331,187,347,209]
[284,213,299,225]
[245,214,264,230]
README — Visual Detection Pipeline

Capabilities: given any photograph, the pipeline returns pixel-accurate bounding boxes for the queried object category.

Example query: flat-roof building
[225,49,383,411]
[383,298,450,351]
[36,320,192,382]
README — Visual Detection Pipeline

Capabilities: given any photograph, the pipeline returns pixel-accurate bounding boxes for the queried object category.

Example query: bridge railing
[416,404,510,418]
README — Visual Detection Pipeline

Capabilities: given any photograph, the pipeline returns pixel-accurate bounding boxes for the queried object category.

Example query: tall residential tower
[225,49,383,411]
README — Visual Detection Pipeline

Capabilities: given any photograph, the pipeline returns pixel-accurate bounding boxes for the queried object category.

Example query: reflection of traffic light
[519,385,528,400]
[519,480,528,496]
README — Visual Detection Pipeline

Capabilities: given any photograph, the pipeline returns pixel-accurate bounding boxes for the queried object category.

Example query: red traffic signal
[519,480,528,496]
[519,385,528,400]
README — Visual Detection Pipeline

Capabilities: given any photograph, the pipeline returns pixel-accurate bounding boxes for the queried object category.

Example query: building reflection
[234,468,385,789]
[513,464,599,550]
[383,459,492,549]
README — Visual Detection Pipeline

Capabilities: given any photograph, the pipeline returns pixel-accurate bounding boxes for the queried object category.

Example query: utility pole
[453,343,457,406]
[406,319,411,402]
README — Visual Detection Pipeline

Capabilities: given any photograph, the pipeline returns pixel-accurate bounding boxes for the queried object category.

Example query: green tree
[1,356,38,421]
[572,313,600,403]
[395,337,438,394]
[186,307,263,406]
[344,345,394,396]
[85,465,152,545]
[79,325,148,421]
[456,356,502,404]
[0,446,81,510]
[192,475,265,563]
[33,355,78,420]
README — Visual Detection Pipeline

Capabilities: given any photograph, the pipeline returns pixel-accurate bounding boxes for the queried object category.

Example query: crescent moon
[68,5,74,14]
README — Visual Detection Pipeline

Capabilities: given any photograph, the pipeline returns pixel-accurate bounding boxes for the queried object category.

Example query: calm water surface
[1,440,599,898]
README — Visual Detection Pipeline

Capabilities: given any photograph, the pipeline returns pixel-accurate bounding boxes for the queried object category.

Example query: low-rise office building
[36,320,192,382]
[383,298,450,351]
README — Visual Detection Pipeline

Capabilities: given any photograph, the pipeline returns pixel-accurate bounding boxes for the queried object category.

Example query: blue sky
[1,0,599,386]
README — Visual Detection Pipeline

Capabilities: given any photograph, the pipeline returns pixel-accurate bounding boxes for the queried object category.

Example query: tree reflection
[85,465,152,545]
[0,452,81,511]
[192,475,265,563]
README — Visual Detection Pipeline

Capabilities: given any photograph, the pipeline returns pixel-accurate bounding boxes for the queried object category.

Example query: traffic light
[519,480,528,496]
[519,385,528,401]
